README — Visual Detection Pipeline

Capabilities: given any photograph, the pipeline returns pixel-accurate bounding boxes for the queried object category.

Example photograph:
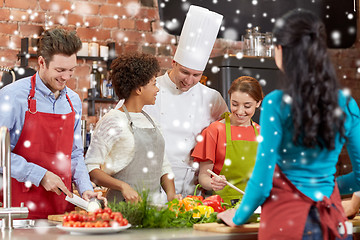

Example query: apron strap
[224,112,232,147]
[122,105,134,133]
[65,94,75,112]
[251,120,259,137]
[225,113,259,146]
[28,74,75,114]
[28,74,37,114]
[141,110,157,129]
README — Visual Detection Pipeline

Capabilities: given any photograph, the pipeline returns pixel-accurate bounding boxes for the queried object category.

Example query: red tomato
[63,221,74,227]
[69,213,79,222]
[121,219,128,226]
[101,212,110,221]
[114,215,123,224]
[94,208,104,215]
[94,221,103,228]
[103,207,112,214]
[63,215,70,222]
[73,221,82,228]
[84,222,94,228]
[88,216,96,222]
[102,221,110,228]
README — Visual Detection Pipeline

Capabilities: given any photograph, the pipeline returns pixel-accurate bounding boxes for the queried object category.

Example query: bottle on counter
[100,74,108,98]
[252,26,261,56]
[107,82,114,99]
[243,28,253,56]
[90,61,101,98]
[86,123,94,151]
[81,120,87,152]
[265,32,274,57]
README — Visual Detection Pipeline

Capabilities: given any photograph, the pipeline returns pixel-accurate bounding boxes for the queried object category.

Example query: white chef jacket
[143,71,228,196]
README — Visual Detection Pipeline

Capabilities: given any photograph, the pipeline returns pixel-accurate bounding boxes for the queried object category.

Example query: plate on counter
[57,224,131,234]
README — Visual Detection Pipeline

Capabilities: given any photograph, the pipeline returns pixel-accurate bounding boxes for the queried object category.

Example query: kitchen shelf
[17,38,118,116]
[17,38,116,70]
[84,97,118,116]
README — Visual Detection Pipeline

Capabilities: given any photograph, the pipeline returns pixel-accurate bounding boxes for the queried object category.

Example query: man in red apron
[0,28,101,219]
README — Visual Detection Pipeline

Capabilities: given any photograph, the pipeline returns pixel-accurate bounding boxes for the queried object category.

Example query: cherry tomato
[69,213,79,222]
[94,208,104,215]
[63,214,70,222]
[73,221,82,228]
[94,221,103,228]
[84,222,94,228]
[122,219,128,226]
[114,215,123,224]
[63,221,74,227]
[102,221,110,228]
[101,212,110,221]
[103,207,112,214]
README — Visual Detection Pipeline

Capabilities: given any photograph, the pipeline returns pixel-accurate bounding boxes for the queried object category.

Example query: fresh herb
[108,191,218,228]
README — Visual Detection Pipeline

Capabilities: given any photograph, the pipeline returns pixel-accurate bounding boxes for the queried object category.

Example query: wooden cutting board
[349,216,360,226]
[48,214,64,222]
[193,222,259,233]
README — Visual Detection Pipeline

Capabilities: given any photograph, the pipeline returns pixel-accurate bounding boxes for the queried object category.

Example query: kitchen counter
[1,220,257,240]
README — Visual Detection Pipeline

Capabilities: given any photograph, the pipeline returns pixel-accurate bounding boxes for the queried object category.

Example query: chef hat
[173,5,223,71]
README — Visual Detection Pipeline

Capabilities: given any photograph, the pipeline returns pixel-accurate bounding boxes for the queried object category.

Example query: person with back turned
[218,9,360,239]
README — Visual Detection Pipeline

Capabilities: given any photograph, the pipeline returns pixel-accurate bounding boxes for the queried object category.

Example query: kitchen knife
[65,194,89,211]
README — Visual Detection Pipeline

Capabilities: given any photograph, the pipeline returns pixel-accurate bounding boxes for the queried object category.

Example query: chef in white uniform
[116,6,228,197]
[144,6,228,197]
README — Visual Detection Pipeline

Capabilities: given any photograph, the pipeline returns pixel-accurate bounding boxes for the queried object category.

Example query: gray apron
[106,105,165,203]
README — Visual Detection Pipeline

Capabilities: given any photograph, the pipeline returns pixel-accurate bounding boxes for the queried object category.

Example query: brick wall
[0,1,359,170]
[0,0,241,114]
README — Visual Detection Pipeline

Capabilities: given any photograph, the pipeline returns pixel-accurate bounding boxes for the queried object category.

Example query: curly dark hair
[273,9,346,149]
[37,27,82,66]
[110,52,160,100]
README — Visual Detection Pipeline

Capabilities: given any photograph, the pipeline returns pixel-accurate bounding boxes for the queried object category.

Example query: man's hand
[40,171,73,197]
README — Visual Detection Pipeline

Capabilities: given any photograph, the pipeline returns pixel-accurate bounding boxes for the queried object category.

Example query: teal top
[233,90,360,225]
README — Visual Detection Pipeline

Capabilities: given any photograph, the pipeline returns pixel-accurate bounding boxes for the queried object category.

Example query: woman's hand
[121,183,140,203]
[342,195,360,219]
[167,193,183,202]
[211,175,227,191]
[217,208,237,227]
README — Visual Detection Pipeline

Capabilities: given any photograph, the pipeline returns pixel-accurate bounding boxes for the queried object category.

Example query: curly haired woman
[85,52,180,204]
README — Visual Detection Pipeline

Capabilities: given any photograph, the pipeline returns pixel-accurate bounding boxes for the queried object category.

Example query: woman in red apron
[192,76,263,204]
[218,9,360,239]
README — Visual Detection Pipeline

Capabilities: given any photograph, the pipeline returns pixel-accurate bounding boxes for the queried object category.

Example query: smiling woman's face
[229,91,261,126]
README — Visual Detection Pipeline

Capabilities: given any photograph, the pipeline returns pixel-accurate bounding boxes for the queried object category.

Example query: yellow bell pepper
[192,205,214,218]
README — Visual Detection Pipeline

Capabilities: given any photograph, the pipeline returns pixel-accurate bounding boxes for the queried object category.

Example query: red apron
[259,165,348,240]
[8,74,75,219]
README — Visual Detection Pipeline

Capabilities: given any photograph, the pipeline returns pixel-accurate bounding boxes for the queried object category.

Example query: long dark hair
[273,9,345,149]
